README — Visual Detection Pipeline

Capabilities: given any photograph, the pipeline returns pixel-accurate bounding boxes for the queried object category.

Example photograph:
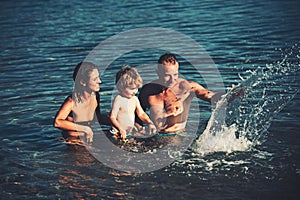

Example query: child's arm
[134,97,157,134]
[109,96,127,139]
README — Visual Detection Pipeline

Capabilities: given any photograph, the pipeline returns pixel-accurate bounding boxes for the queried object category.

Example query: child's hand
[119,129,127,140]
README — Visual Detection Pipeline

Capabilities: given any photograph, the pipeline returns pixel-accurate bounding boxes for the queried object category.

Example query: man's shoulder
[139,81,164,109]
[178,78,191,85]
[140,81,165,95]
[178,78,194,89]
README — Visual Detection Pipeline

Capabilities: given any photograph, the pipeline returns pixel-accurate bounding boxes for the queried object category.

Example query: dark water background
[1,0,299,199]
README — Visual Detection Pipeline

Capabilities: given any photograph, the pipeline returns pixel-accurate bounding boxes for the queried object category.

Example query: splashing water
[194,44,300,156]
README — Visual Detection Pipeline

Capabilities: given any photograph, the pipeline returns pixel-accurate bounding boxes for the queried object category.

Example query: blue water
[1,0,299,199]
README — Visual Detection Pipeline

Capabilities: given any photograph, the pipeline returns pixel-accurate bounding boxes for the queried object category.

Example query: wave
[194,44,299,155]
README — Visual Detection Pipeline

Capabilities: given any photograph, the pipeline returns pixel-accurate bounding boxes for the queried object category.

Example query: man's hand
[165,100,184,117]
[148,123,157,134]
[164,88,184,116]
[227,84,246,103]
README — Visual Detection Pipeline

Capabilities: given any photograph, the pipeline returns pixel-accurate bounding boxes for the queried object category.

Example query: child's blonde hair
[115,66,143,91]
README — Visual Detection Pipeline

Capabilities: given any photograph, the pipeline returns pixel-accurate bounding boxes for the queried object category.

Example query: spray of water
[194,44,300,156]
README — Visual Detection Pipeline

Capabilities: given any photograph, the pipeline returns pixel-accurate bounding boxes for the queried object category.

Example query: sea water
[1,0,299,199]
[195,44,299,155]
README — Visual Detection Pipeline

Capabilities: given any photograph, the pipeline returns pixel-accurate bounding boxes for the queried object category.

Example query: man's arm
[137,83,164,125]
[189,81,228,104]
[189,81,216,102]
[148,94,169,130]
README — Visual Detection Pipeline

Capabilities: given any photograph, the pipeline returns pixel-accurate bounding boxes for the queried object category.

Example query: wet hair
[115,66,143,92]
[158,53,178,65]
[73,62,98,103]
[157,53,178,72]
[157,53,178,76]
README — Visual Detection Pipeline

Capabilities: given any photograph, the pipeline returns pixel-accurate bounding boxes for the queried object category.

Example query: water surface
[1,0,299,199]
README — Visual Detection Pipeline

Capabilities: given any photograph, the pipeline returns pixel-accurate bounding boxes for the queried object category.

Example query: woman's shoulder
[63,94,74,103]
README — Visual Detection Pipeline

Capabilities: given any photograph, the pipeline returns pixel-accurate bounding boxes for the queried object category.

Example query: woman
[54,62,109,144]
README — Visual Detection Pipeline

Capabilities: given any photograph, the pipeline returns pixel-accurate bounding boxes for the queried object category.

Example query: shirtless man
[139,53,221,133]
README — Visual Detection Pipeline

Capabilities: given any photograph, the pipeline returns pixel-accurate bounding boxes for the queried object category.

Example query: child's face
[121,86,138,98]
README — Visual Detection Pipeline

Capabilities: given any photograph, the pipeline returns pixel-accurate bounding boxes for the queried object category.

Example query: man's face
[157,62,179,88]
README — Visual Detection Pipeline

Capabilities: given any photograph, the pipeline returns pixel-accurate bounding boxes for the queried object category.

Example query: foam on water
[194,44,300,156]
[195,124,251,155]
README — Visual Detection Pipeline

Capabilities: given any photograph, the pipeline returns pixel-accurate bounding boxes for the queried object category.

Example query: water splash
[194,44,300,155]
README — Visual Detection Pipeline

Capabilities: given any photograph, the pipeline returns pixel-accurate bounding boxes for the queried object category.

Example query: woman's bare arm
[53,96,93,138]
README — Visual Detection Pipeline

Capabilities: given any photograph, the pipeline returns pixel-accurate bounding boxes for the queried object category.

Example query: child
[110,66,156,141]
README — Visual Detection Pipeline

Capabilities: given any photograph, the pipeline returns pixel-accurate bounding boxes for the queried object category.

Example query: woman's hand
[84,126,94,143]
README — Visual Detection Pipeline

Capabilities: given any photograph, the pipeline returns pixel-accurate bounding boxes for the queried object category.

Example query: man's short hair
[158,53,178,65]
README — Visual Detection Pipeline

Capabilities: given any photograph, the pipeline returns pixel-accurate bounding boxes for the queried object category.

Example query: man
[138,53,222,133]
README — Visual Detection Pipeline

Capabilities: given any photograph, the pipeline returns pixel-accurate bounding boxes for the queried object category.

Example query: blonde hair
[115,66,143,91]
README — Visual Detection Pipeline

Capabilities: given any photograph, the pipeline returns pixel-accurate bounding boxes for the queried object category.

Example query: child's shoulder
[114,94,138,102]
[132,95,139,101]
[129,96,139,104]
[113,94,123,101]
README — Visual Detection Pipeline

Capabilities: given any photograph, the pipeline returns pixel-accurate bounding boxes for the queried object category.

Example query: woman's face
[87,68,101,92]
